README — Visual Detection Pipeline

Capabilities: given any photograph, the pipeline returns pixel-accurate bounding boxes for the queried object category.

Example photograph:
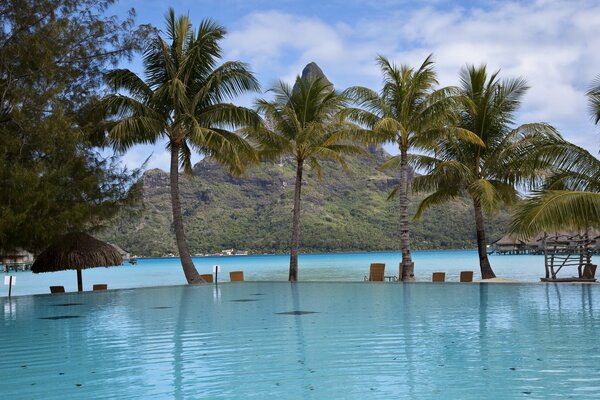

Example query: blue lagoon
[2,282,600,399]
[2,250,547,297]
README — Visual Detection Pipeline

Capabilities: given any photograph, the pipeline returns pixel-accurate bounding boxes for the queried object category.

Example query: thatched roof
[493,234,524,246]
[32,232,123,273]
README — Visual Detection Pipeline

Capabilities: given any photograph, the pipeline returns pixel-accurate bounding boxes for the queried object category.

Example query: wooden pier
[541,232,597,283]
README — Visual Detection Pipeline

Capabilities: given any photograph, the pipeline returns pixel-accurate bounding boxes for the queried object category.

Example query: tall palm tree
[509,76,600,237]
[250,68,363,281]
[344,55,468,281]
[103,10,260,283]
[413,65,561,279]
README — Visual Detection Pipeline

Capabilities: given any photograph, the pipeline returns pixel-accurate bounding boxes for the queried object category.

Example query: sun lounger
[200,274,214,283]
[93,284,108,291]
[229,271,244,281]
[49,286,65,294]
[432,272,445,282]
[460,271,474,282]
[366,263,385,282]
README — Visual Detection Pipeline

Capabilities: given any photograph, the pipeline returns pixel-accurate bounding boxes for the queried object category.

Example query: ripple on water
[1,282,600,399]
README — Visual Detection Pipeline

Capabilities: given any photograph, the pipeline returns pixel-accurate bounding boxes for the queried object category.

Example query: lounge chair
[460,271,474,282]
[93,284,108,291]
[49,286,65,294]
[230,271,244,281]
[200,274,214,283]
[366,263,385,282]
[432,272,445,282]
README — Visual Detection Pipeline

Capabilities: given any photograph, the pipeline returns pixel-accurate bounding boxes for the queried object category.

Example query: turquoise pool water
[1,250,549,296]
[1,282,599,399]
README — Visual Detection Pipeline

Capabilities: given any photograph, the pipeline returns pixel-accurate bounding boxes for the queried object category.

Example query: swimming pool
[1,282,599,399]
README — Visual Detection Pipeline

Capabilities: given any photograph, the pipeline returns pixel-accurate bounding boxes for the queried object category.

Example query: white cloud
[224,0,600,152]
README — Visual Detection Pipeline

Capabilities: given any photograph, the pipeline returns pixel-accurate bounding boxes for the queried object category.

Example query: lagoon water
[1,250,550,297]
[1,282,600,399]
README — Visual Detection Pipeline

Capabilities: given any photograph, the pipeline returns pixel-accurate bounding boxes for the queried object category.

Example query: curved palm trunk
[399,148,415,281]
[170,143,203,284]
[473,198,496,279]
[289,159,304,282]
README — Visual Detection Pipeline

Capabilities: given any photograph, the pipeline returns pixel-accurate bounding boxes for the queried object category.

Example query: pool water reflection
[1,282,599,399]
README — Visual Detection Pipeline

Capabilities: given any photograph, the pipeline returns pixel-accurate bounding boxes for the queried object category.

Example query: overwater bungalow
[491,230,599,256]
[490,234,542,255]
[1,249,35,272]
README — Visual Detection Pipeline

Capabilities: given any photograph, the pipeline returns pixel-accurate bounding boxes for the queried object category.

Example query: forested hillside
[100,147,510,256]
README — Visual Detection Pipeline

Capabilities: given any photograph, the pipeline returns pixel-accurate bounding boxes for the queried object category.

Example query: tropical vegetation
[0,0,146,252]
[1,2,597,284]
[509,77,600,237]
[249,65,364,281]
[100,146,513,256]
[412,65,563,279]
[102,9,260,283]
[344,55,471,281]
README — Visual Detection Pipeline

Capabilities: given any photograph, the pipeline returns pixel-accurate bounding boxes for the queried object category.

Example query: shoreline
[136,247,483,259]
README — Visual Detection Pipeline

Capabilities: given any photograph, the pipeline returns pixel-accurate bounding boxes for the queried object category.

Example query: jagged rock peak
[293,62,333,94]
[301,62,329,83]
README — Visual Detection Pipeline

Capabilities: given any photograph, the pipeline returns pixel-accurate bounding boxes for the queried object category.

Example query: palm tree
[588,75,600,125]
[344,55,466,281]
[509,77,600,237]
[102,10,260,283]
[250,65,363,281]
[413,65,561,279]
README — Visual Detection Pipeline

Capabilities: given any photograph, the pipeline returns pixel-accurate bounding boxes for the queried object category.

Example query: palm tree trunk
[473,198,496,279]
[170,142,203,284]
[399,148,415,281]
[289,159,303,282]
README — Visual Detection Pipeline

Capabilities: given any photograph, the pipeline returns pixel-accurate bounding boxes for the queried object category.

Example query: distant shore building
[491,234,542,255]
[1,248,35,272]
[491,230,600,255]
[1,248,34,264]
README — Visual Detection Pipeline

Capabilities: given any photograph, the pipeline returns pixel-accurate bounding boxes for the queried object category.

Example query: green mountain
[100,146,510,256]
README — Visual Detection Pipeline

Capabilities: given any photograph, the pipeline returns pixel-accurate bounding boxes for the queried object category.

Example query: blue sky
[112,0,600,171]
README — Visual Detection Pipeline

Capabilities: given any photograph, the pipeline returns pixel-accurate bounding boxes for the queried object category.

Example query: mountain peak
[293,62,333,94]
[301,62,327,82]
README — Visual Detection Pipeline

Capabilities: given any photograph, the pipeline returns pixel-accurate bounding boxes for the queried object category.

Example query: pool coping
[1,279,598,300]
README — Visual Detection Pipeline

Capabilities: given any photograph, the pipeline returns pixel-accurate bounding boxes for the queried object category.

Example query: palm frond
[195,103,261,130]
[104,69,153,102]
[379,154,403,172]
[467,178,517,214]
[414,190,458,220]
[412,160,472,193]
[509,190,600,239]
[108,116,165,152]
[196,61,261,106]
[587,75,600,125]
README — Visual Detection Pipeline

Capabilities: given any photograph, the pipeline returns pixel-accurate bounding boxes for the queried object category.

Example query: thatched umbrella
[32,232,123,292]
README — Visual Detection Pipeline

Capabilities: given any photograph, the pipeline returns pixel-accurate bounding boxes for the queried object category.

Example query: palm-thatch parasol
[32,232,123,292]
